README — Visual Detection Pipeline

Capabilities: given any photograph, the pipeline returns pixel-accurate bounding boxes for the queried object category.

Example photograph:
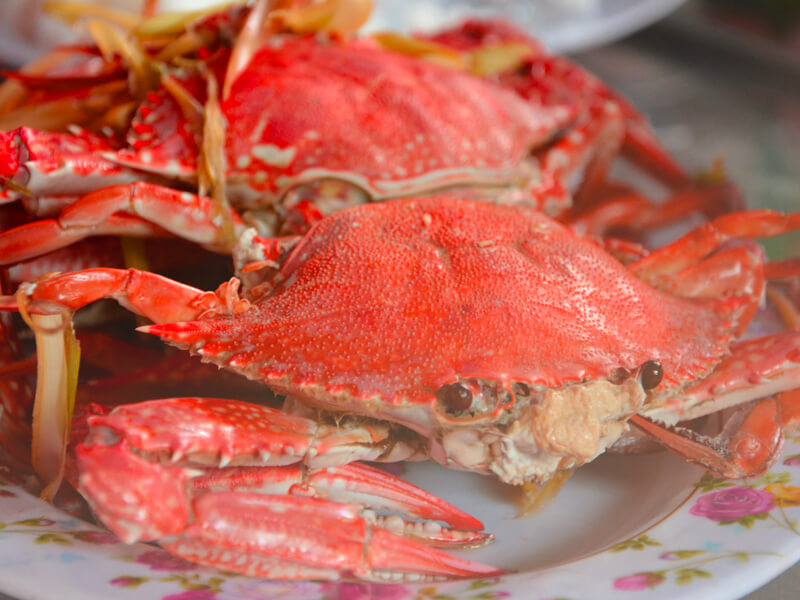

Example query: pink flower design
[613,573,666,590]
[73,530,119,544]
[689,487,774,522]
[321,582,410,600]
[135,549,196,571]
[0,489,16,498]
[227,581,325,599]
[784,455,800,466]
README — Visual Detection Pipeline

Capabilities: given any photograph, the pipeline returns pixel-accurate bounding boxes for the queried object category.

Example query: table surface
[575,5,800,598]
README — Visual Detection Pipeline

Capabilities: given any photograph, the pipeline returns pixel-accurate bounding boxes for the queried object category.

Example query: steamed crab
[2,195,799,580]
[0,1,735,279]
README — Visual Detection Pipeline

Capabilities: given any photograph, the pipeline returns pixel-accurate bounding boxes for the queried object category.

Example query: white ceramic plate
[364,0,688,53]
[0,431,798,600]
[0,0,686,67]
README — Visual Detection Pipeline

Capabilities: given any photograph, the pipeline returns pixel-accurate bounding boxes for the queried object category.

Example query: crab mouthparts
[439,377,647,485]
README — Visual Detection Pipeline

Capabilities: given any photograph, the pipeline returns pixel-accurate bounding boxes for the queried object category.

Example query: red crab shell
[148,196,736,421]
[117,35,574,205]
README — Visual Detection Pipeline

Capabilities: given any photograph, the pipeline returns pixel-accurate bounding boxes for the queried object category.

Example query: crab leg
[526,98,625,213]
[621,210,800,476]
[631,398,784,479]
[564,180,743,238]
[76,397,498,581]
[0,214,171,265]
[633,330,800,478]
[530,53,690,190]
[0,182,243,265]
[0,127,135,197]
[630,210,800,283]
[0,268,227,324]
[424,19,689,189]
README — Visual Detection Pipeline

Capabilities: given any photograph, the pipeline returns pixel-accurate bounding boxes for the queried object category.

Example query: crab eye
[436,382,474,413]
[639,360,663,390]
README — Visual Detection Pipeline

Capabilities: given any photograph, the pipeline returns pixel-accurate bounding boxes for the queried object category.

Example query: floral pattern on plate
[0,432,798,600]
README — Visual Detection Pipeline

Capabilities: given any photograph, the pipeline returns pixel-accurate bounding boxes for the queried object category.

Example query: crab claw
[191,462,492,548]
[630,397,785,479]
[75,397,500,581]
[161,493,502,582]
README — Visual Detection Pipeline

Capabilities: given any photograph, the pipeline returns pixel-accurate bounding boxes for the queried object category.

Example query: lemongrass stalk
[28,313,80,502]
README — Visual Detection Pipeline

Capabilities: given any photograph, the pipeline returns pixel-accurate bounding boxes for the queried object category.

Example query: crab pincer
[75,398,499,581]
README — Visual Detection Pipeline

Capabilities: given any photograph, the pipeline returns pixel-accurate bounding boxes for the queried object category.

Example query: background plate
[365,0,688,53]
[0,0,687,67]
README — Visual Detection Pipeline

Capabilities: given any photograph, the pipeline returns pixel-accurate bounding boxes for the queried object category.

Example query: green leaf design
[610,535,661,552]
[694,473,735,492]
[34,533,71,545]
[720,513,769,529]
[468,580,495,590]
[751,472,791,487]
[675,568,712,586]
[671,550,707,559]
[13,518,54,527]
[731,551,751,562]
[182,584,212,591]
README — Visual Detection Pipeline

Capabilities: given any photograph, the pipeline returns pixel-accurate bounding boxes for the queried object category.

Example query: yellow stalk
[372,32,467,70]
[199,72,236,251]
[24,311,80,502]
[0,177,34,199]
[766,285,800,330]
[519,470,573,516]
[270,0,373,35]
[223,0,270,100]
[161,75,204,132]
[97,100,139,133]
[86,20,159,96]
[695,157,727,185]
[120,237,151,272]
[43,1,140,30]
[156,29,213,62]
[133,1,246,38]
[468,42,535,77]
